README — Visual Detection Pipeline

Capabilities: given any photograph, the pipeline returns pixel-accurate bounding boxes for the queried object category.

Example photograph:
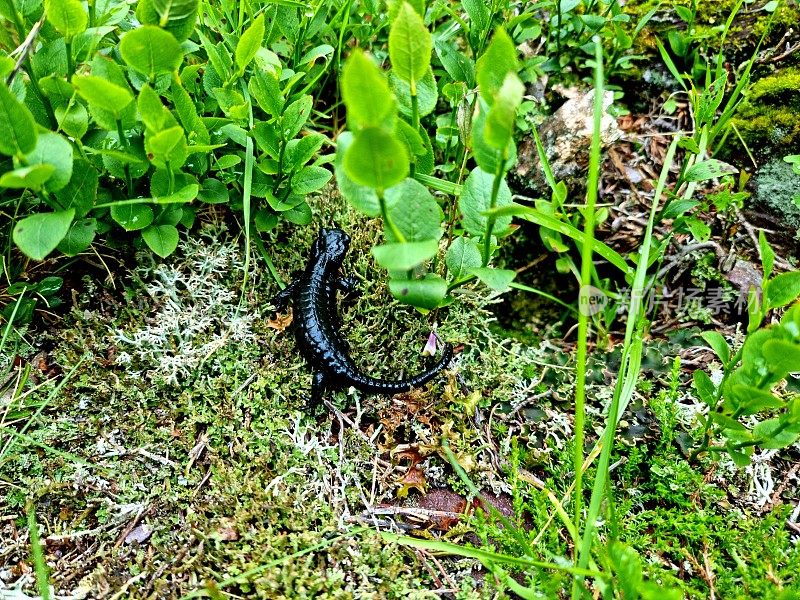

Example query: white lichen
[114,224,260,385]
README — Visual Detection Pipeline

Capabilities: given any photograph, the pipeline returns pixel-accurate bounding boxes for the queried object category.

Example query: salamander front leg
[269,280,297,313]
[337,276,360,298]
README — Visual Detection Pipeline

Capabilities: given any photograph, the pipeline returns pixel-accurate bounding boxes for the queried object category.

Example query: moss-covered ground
[2,190,798,599]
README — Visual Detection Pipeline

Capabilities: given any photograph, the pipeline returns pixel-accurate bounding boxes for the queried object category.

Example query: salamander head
[311,228,351,262]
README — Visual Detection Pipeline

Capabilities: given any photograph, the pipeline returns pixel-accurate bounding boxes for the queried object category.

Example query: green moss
[728,68,800,158]
[623,0,800,58]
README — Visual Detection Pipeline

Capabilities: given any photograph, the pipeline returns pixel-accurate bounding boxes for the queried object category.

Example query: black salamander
[271,228,453,406]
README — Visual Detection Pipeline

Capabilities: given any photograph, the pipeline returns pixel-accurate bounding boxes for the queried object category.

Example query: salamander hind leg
[307,370,327,410]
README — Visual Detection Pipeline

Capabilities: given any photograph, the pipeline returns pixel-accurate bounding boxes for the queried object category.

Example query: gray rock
[513,89,622,194]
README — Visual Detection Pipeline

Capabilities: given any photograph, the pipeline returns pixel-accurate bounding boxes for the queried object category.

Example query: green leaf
[54,102,88,139]
[711,412,747,431]
[254,208,278,232]
[137,0,198,41]
[692,370,716,405]
[142,224,179,258]
[334,131,381,216]
[249,69,283,117]
[170,75,209,145]
[684,159,738,182]
[298,44,333,66]
[765,272,800,310]
[460,167,513,237]
[283,201,312,225]
[476,28,518,103]
[236,13,265,73]
[111,203,154,231]
[13,209,75,260]
[487,203,631,275]
[446,237,482,279]
[463,0,490,36]
[73,74,134,115]
[0,81,37,156]
[700,331,730,365]
[57,218,96,256]
[252,121,280,158]
[282,95,313,139]
[157,183,198,203]
[471,100,517,173]
[754,418,799,449]
[389,274,448,310]
[45,0,87,39]
[758,230,774,281]
[729,385,785,416]
[152,0,198,26]
[120,26,183,78]
[138,84,170,131]
[684,215,711,241]
[283,134,325,171]
[341,49,396,130]
[384,178,444,242]
[343,127,409,192]
[468,267,516,292]
[266,191,306,212]
[761,340,800,376]
[372,240,439,270]
[608,542,643,600]
[291,166,332,195]
[394,118,425,159]
[0,165,55,190]
[197,178,229,204]
[35,276,63,296]
[435,40,475,87]
[484,73,524,150]
[145,125,188,169]
[25,132,74,192]
[158,204,183,226]
[389,1,432,87]
[388,68,438,118]
[726,442,753,467]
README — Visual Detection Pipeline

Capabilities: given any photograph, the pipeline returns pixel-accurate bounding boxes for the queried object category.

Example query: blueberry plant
[336,2,524,311]
[691,233,800,464]
[0,0,334,314]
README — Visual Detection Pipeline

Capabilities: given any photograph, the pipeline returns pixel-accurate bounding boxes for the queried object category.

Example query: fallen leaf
[267,308,293,331]
[396,466,427,498]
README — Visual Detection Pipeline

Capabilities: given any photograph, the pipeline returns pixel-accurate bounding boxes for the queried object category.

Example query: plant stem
[689,344,744,463]
[378,189,405,243]
[65,39,74,80]
[25,66,58,130]
[115,119,134,197]
[480,159,505,266]
[571,45,605,589]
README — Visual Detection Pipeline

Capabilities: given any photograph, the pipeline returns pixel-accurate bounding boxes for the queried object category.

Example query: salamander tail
[350,344,453,395]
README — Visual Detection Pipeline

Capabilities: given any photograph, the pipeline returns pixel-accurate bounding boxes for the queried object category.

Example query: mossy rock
[725,67,800,160]
[623,0,800,62]
[754,158,800,233]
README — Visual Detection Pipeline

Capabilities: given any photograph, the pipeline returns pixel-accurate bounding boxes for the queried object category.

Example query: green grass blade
[380,532,602,578]
[572,41,604,585]
[27,504,51,600]
[575,135,681,587]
